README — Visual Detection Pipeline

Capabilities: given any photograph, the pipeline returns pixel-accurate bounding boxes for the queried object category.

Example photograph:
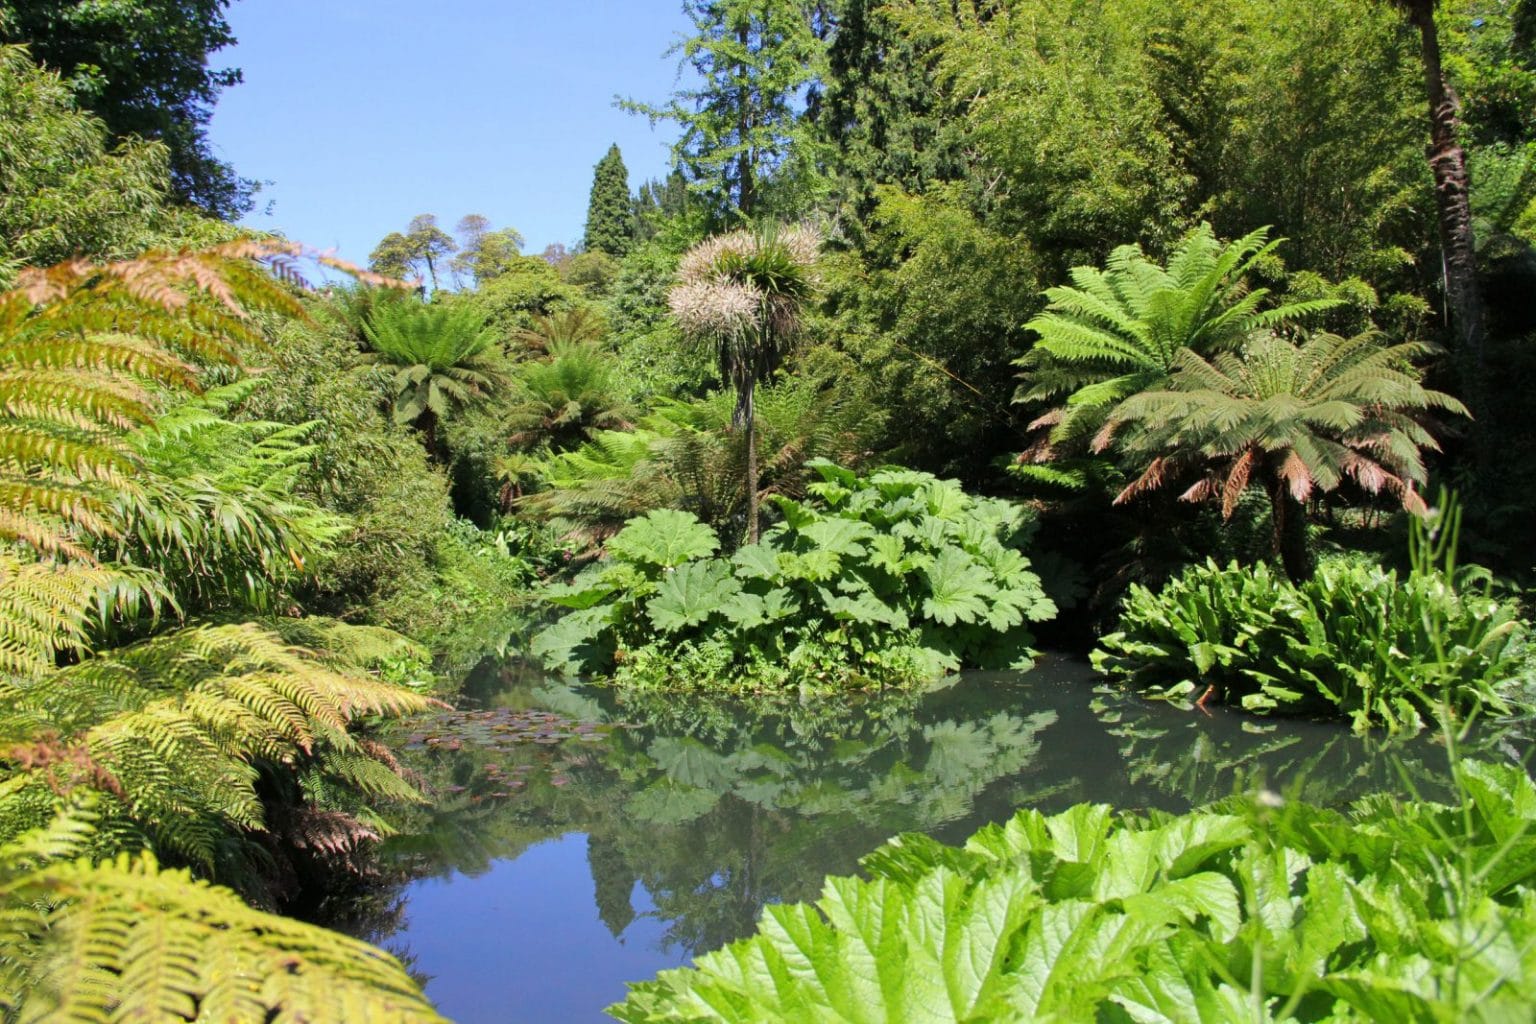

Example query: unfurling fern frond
[0,814,444,1023]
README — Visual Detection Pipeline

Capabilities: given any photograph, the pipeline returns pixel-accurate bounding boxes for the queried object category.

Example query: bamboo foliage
[110,378,349,613]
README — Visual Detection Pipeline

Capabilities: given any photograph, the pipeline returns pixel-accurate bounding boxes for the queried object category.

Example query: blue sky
[209,1,694,267]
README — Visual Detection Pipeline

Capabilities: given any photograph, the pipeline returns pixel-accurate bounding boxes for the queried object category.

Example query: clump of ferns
[0,244,433,894]
[0,622,436,901]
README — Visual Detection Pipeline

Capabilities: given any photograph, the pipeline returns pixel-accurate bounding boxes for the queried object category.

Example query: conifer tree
[583,144,635,257]
[622,0,826,220]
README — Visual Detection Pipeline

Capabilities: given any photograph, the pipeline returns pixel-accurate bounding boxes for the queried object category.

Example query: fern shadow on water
[309,655,1529,1023]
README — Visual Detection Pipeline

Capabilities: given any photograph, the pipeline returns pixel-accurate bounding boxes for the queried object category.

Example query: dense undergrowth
[1094,498,1533,733]
[533,462,1056,693]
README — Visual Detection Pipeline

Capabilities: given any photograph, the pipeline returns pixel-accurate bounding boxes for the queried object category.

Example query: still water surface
[343,656,1510,1023]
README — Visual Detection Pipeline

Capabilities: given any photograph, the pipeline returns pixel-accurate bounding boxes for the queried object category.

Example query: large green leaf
[607,509,720,569]
[798,518,877,557]
[922,548,995,626]
[646,561,741,632]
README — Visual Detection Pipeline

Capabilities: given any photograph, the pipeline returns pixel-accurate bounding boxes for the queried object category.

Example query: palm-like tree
[514,307,607,354]
[361,299,505,461]
[1016,224,1338,451]
[1100,331,1467,580]
[669,223,819,543]
[506,341,635,452]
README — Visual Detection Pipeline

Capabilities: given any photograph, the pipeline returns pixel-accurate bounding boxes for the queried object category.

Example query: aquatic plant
[1093,546,1527,733]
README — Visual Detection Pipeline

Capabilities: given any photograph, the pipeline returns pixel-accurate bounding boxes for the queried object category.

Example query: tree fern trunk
[417,409,443,464]
[1403,0,1487,428]
[1269,482,1315,582]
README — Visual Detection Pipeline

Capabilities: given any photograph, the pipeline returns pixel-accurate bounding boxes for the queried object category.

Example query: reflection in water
[337,656,1528,1024]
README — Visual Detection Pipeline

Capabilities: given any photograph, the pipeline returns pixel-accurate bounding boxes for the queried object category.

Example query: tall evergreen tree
[583,144,635,257]
[623,0,826,221]
[816,0,970,228]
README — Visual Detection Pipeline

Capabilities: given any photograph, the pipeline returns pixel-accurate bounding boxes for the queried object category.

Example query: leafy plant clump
[531,462,1057,693]
[1092,556,1529,732]
[612,758,1536,1023]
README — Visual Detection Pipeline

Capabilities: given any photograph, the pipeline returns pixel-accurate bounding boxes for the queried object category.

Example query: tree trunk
[1268,481,1315,582]
[417,409,443,464]
[742,379,759,544]
[1404,0,1487,422]
[736,22,755,217]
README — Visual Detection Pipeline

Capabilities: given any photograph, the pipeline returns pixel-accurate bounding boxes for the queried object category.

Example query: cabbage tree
[668,224,819,543]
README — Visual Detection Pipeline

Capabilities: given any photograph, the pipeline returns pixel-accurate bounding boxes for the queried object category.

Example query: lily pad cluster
[531,461,1057,692]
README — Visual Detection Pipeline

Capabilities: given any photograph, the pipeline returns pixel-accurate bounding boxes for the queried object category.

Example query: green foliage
[584,143,635,257]
[1093,553,1529,732]
[622,0,827,219]
[1017,224,1338,449]
[367,214,457,292]
[816,0,968,227]
[507,341,635,452]
[819,184,1041,481]
[475,254,583,335]
[1103,329,1466,580]
[243,304,460,627]
[613,758,1536,1022]
[0,1,251,217]
[449,215,526,286]
[361,296,506,458]
[0,810,446,1022]
[0,243,303,672]
[522,370,884,550]
[562,249,622,297]
[0,45,171,278]
[0,249,446,1017]
[533,463,1055,692]
[110,379,348,616]
[0,622,432,887]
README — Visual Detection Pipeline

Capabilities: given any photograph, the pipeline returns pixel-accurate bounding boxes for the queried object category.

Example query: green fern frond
[0,826,443,1022]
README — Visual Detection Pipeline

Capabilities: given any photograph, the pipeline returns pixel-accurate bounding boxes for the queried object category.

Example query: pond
[327,655,1520,1023]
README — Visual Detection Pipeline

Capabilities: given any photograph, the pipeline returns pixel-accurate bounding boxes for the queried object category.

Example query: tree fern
[1103,330,1467,579]
[0,247,443,1018]
[506,340,635,451]
[361,297,506,459]
[0,810,445,1023]
[1015,224,1338,447]
[0,623,432,880]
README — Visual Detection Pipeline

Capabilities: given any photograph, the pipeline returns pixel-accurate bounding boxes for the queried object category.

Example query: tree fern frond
[0,833,444,1022]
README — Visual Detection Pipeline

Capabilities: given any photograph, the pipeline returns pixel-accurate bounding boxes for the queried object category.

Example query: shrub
[612,759,1536,1022]
[1092,556,1529,732]
[531,462,1056,693]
